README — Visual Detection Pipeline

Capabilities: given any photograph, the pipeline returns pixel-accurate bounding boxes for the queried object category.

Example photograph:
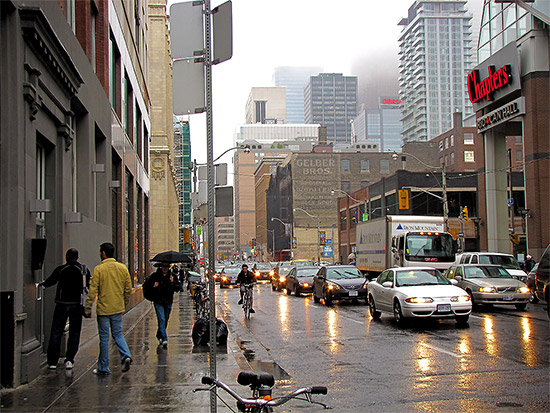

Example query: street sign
[362,213,368,221]
[320,231,326,245]
[292,237,297,248]
[170,1,204,59]
[172,59,205,114]
[212,1,233,64]
[507,198,514,206]
[325,238,333,245]
[323,245,333,258]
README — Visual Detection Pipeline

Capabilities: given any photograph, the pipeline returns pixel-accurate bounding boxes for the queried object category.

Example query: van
[532,244,550,318]
[455,252,527,281]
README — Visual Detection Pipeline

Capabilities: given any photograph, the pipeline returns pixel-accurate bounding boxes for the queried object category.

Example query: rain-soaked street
[1,283,549,412]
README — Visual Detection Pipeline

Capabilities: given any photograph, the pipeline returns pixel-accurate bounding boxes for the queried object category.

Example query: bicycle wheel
[243,293,250,319]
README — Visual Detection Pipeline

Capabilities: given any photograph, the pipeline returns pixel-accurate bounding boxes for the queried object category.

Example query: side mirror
[450,279,458,286]
[382,281,393,288]
[455,275,462,282]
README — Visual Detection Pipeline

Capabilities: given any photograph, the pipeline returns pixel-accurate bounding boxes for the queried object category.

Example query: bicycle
[193,281,210,319]
[194,370,329,412]
[241,283,255,319]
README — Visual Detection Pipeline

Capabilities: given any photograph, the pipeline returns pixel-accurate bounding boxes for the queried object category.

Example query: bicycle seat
[237,371,275,389]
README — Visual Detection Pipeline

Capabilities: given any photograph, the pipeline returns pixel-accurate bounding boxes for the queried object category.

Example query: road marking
[419,342,460,358]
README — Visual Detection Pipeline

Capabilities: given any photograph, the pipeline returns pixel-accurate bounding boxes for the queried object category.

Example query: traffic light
[510,233,520,245]
[462,207,469,222]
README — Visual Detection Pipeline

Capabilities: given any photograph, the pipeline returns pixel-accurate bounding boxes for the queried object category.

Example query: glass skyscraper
[398,0,474,142]
[273,66,322,124]
[173,117,192,251]
[304,73,358,143]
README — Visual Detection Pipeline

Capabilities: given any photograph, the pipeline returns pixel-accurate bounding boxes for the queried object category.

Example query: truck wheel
[369,295,381,320]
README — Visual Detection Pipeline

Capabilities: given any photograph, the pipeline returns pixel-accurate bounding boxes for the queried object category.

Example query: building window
[340,210,347,230]
[516,149,523,162]
[360,159,370,172]
[464,133,474,145]
[109,34,121,117]
[91,4,97,73]
[341,181,351,192]
[341,159,350,172]
[380,159,390,174]
[360,180,369,189]
[450,134,454,146]
[464,151,475,163]
[451,152,455,165]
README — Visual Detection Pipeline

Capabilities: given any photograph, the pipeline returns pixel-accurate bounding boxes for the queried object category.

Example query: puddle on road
[238,340,291,381]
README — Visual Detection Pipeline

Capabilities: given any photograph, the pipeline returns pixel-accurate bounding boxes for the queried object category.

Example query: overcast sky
[168,0,483,169]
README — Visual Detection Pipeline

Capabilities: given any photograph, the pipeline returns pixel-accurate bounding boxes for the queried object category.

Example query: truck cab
[392,231,456,271]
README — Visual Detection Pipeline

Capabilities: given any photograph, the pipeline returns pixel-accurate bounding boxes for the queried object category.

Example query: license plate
[349,291,358,297]
[437,304,451,312]
[503,295,514,301]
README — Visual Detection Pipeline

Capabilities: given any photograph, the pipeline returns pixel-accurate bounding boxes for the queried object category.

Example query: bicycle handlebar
[196,375,329,409]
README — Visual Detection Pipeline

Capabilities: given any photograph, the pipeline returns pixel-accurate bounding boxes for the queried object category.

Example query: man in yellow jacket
[85,242,133,375]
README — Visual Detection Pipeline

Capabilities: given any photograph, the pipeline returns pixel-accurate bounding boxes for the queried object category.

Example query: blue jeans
[96,313,132,373]
[154,303,172,343]
[47,303,82,366]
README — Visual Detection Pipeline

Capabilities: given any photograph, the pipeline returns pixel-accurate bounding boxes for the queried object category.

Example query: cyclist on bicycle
[237,264,255,313]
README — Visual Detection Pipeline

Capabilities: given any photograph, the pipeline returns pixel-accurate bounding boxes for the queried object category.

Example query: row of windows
[339,159,391,173]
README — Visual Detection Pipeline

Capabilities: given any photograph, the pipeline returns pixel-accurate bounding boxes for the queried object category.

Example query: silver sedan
[367,267,472,326]
[444,264,530,310]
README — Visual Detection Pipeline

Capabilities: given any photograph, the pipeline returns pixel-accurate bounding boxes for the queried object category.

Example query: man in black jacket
[145,263,181,348]
[39,248,90,370]
[237,264,256,313]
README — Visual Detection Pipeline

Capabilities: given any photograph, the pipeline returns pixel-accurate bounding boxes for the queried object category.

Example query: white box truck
[356,216,456,278]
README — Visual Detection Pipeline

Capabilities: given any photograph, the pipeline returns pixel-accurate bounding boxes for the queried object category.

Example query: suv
[531,244,550,318]
[455,252,526,281]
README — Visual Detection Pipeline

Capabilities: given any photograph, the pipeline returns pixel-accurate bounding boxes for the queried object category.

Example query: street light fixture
[293,207,321,264]
[331,188,368,220]
[392,151,448,231]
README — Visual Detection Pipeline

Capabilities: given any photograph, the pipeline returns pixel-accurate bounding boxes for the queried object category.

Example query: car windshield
[293,260,315,266]
[255,263,272,270]
[395,269,449,286]
[479,255,521,270]
[278,267,292,275]
[327,268,363,279]
[296,268,318,277]
[405,234,454,258]
[464,266,512,279]
[224,267,240,274]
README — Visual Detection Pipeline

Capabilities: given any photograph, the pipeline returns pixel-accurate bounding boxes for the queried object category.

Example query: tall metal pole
[442,163,448,232]
[204,1,217,411]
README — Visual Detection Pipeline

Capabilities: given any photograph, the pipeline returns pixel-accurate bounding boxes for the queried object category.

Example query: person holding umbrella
[144,262,181,348]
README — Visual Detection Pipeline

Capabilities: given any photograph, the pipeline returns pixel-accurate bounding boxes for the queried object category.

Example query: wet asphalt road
[1,283,548,412]
[218,282,550,412]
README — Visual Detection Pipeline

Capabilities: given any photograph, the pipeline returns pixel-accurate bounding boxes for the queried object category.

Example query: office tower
[173,117,192,251]
[398,0,474,142]
[273,66,323,124]
[304,73,358,143]
[245,87,286,124]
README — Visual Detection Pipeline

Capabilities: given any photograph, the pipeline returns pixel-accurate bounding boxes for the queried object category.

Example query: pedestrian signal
[463,207,469,222]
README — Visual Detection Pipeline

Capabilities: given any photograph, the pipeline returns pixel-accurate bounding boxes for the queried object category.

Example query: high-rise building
[398,0,474,142]
[304,73,358,143]
[273,66,323,124]
[216,216,235,260]
[173,117,192,251]
[245,87,286,124]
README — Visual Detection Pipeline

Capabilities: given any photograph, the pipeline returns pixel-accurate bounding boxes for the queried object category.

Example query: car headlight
[517,286,529,293]
[269,270,274,276]
[255,271,260,276]
[221,276,228,281]
[302,283,309,288]
[405,297,434,303]
[479,287,497,293]
[279,276,286,282]
[327,284,340,291]
[450,295,471,302]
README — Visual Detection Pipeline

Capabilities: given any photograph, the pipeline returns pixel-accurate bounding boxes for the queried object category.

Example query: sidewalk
[0,292,244,412]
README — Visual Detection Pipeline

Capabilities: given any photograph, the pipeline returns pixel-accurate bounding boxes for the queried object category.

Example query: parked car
[367,267,472,325]
[187,271,203,295]
[271,264,293,291]
[312,265,367,305]
[531,244,549,318]
[445,264,530,310]
[219,266,240,289]
[285,266,318,296]
[253,262,275,281]
[455,252,527,282]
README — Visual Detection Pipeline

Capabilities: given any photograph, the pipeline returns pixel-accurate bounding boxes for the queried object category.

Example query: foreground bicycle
[194,370,330,412]
[242,283,255,319]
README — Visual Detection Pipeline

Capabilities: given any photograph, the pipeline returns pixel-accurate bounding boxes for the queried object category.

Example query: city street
[219,282,550,411]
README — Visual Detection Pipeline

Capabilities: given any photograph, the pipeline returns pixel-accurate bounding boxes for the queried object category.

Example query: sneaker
[238,299,243,305]
[249,308,255,313]
[48,365,57,370]
[162,341,168,349]
[158,338,163,346]
[65,361,74,370]
[93,369,110,376]
[121,357,132,373]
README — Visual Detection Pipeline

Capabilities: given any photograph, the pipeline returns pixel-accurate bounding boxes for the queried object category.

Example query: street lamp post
[392,151,448,231]
[293,207,321,264]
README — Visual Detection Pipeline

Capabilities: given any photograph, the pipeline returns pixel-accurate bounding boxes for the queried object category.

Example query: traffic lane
[218,284,550,412]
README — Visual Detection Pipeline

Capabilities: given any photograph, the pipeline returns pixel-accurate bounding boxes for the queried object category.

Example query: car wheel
[515,303,527,311]
[455,315,469,326]
[393,300,406,326]
[323,290,333,306]
[529,292,539,304]
[466,289,477,308]
[368,295,381,320]
[295,286,300,297]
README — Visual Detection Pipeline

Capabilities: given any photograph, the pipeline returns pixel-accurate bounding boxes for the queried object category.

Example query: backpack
[143,277,156,302]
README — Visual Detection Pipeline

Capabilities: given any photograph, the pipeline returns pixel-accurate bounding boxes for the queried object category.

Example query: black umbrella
[150,250,192,263]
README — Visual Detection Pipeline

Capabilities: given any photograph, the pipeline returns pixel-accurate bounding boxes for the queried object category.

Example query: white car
[367,267,472,326]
